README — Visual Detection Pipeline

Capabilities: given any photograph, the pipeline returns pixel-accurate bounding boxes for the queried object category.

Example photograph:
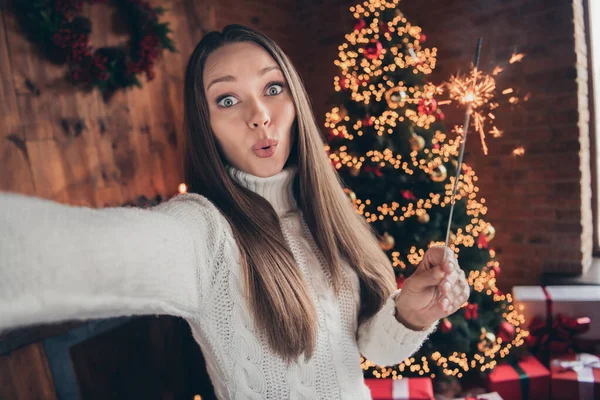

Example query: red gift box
[486,355,550,400]
[453,392,504,400]
[364,377,434,400]
[550,353,600,400]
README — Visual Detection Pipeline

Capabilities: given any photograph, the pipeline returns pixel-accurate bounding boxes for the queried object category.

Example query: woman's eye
[267,83,284,96]
[217,96,238,108]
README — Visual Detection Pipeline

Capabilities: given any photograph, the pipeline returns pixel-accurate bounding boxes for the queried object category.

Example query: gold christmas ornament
[483,224,495,241]
[384,86,407,109]
[350,165,361,176]
[343,188,357,202]
[409,134,426,151]
[477,329,496,352]
[430,164,448,182]
[418,212,430,224]
[379,232,395,251]
[451,159,458,169]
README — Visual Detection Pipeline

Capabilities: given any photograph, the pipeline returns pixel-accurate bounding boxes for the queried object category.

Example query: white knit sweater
[0,165,437,399]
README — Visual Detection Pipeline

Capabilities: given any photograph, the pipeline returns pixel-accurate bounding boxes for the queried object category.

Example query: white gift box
[512,285,600,340]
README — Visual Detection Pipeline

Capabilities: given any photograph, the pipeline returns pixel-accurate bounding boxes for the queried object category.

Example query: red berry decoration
[465,303,478,320]
[417,98,438,115]
[396,275,405,289]
[354,18,367,32]
[401,190,416,200]
[477,234,489,249]
[441,318,452,332]
[364,40,383,60]
[14,0,176,98]
[339,76,350,90]
[419,33,427,42]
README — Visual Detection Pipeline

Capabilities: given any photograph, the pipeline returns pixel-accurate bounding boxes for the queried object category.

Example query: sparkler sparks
[512,146,525,156]
[438,51,527,156]
[446,69,496,108]
[510,52,526,64]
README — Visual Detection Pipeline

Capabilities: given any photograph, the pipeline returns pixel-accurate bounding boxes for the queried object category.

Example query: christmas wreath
[14,0,176,96]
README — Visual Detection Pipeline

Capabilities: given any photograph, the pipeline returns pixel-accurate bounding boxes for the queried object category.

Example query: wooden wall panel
[0,11,35,195]
[0,344,58,400]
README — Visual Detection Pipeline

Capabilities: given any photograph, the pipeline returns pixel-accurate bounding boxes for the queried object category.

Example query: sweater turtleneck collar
[226,164,299,216]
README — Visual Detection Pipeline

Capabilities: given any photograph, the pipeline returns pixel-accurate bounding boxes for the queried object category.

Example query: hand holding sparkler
[394,245,469,330]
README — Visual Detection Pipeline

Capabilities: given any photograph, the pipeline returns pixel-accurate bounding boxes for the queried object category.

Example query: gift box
[512,285,600,341]
[452,392,503,400]
[550,353,600,400]
[364,377,434,400]
[486,354,550,400]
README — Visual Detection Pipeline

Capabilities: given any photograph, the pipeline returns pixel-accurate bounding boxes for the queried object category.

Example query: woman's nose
[247,101,271,128]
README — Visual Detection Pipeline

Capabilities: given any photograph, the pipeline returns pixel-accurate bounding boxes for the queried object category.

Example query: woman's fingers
[438,268,470,315]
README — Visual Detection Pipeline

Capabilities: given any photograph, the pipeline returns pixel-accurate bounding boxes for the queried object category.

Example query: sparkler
[443,38,483,266]
[440,50,527,156]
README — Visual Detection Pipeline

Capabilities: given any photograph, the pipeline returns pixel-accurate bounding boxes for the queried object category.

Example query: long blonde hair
[183,24,396,365]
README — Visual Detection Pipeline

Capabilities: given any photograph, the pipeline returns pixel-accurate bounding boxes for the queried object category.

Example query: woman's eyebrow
[206,65,281,92]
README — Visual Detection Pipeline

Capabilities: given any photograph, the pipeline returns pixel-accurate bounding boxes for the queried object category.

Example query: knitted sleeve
[357,289,439,366]
[0,191,224,331]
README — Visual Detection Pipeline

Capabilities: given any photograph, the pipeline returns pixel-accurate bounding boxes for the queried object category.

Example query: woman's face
[203,42,296,178]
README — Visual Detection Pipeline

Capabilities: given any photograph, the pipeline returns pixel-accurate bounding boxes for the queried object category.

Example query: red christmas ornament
[441,318,452,332]
[436,109,445,121]
[498,321,515,343]
[417,98,437,115]
[364,40,383,60]
[419,33,427,43]
[354,18,367,32]
[362,114,374,127]
[433,143,440,150]
[465,303,478,320]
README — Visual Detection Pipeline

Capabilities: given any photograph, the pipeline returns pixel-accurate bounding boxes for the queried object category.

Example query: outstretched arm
[0,192,224,331]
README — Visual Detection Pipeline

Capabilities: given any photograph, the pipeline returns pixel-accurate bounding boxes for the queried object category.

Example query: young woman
[0,25,470,399]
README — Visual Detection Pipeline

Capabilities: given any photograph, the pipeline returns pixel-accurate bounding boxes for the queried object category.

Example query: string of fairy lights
[325,0,530,379]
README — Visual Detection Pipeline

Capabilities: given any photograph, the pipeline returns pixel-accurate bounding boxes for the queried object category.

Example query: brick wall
[292,0,594,289]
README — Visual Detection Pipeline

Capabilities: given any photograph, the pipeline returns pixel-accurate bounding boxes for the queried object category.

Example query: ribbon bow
[526,313,591,361]
[552,353,600,372]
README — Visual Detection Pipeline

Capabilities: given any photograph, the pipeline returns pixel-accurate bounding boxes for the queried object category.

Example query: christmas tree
[324,0,529,387]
